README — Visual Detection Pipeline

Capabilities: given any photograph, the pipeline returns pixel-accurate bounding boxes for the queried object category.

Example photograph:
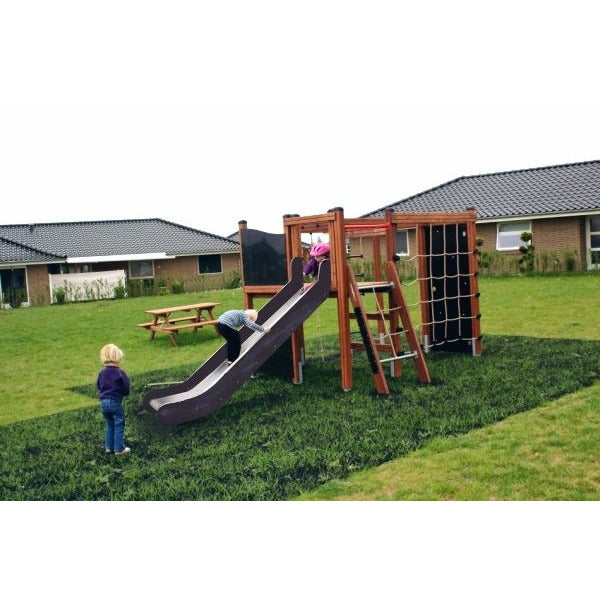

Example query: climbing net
[363,224,481,352]
[399,224,480,350]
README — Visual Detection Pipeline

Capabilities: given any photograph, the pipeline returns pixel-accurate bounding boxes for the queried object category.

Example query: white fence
[49,270,127,303]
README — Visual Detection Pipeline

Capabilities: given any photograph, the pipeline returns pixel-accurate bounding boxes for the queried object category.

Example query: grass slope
[298,381,600,500]
[1,335,598,500]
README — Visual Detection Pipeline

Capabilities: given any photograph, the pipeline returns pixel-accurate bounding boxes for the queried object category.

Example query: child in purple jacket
[97,344,131,455]
[303,242,330,289]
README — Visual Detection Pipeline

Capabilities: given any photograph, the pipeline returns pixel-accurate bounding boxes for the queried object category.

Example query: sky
[2,2,598,594]
[1,1,599,240]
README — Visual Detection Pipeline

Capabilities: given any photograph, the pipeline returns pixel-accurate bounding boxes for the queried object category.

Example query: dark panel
[240,229,287,285]
[424,223,473,353]
[259,339,293,379]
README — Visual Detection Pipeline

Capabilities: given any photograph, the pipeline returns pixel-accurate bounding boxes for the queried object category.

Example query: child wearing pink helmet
[303,242,330,279]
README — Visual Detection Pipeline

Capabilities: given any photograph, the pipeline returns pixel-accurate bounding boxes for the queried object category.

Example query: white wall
[49,270,127,303]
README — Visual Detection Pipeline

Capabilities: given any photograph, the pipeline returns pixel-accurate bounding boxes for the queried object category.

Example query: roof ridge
[0,235,65,259]
[0,218,240,246]
[157,218,240,245]
[0,217,165,229]
[461,158,600,182]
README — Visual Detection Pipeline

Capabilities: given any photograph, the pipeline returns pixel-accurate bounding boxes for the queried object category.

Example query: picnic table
[137,302,221,346]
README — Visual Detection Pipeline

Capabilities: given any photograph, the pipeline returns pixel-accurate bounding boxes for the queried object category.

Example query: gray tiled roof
[0,237,64,264]
[0,218,239,265]
[363,160,600,220]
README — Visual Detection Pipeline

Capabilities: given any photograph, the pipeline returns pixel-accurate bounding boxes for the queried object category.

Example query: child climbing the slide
[217,309,271,364]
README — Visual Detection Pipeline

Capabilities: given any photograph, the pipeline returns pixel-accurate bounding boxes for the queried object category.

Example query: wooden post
[466,211,483,356]
[416,224,431,352]
[283,215,305,383]
[328,207,353,391]
[384,214,402,377]
[372,235,386,342]
[238,220,250,310]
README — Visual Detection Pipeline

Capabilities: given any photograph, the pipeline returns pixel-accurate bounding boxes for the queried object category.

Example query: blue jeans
[100,398,125,452]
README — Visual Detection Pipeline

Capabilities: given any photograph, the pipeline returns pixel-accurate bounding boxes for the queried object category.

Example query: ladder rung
[349,312,388,321]
[357,282,394,292]
[380,352,418,363]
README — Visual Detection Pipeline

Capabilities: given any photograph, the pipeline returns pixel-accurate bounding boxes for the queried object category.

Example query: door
[587,216,600,270]
[0,268,28,307]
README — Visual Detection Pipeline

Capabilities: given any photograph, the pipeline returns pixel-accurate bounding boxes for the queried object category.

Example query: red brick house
[0,219,240,306]
[363,160,600,272]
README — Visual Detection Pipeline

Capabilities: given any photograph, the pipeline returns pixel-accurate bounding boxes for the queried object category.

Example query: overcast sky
[1,1,598,239]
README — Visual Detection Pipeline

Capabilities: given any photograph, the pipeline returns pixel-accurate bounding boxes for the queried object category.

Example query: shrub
[127,279,155,297]
[54,287,67,305]
[537,250,560,273]
[171,279,185,294]
[562,248,579,272]
[518,232,535,274]
[225,270,241,289]
[114,280,127,299]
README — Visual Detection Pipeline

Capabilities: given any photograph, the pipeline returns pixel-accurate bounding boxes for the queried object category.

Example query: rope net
[399,224,478,349]
[357,223,479,352]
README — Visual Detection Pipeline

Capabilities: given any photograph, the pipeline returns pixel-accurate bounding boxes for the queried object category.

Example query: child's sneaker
[115,447,131,455]
[105,448,112,454]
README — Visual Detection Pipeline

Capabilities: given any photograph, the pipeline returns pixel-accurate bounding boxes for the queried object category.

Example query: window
[0,268,27,307]
[47,264,68,275]
[588,216,600,268]
[129,260,154,279]
[496,221,531,250]
[395,230,409,255]
[198,254,222,274]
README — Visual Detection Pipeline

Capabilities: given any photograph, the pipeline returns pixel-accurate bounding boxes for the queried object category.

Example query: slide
[143,257,331,426]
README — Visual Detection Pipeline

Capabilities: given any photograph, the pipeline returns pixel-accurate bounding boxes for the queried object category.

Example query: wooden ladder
[386,260,431,383]
[346,263,431,396]
[346,265,390,396]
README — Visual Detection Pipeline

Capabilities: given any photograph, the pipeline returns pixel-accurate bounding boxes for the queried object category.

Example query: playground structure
[240,207,482,396]
[143,206,482,426]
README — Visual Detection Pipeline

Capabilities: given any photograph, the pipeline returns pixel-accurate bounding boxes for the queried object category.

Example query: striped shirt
[217,310,265,333]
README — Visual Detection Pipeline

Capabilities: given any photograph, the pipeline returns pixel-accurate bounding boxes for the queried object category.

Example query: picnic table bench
[137,302,220,346]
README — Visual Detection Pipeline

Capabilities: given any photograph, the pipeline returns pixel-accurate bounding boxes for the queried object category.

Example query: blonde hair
[100,344,124,366]
[244,309,258,322]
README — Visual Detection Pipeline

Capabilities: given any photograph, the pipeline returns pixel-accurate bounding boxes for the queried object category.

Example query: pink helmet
[310,242,330,257]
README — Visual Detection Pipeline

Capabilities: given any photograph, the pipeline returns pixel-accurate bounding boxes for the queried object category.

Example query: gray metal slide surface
[143,257,331,425]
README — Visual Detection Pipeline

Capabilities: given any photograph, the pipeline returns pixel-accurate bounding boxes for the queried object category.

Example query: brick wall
[476,217,585,271]
[26,264,52,306]
[348,216,588,272]
[24,252,242,305]
[531,217,585,265]
[153,253,241,291]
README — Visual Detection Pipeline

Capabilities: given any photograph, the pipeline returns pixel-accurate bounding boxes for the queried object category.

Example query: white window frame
[586,215,600,270]
[129,260,155,279]
[0,267,30,307]
[496,221,532,251]
[395,229,410,256]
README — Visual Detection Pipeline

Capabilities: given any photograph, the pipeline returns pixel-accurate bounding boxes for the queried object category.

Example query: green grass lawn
[0,273,598,500]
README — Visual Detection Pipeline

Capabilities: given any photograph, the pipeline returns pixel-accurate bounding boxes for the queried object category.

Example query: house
[362,160,600,272]
[0,218,240,306]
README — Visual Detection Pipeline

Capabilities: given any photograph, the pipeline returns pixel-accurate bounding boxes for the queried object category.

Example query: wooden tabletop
[144,302,220,316]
